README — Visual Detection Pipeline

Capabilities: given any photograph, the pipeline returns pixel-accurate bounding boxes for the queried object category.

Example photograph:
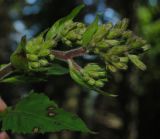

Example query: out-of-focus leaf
[46,64,69,75]
[0,92,91,133]
[0,75,46,84]
[128,54,146,70]
[46,4,85,40]
[82,16,99,46]
[33,64,69,75]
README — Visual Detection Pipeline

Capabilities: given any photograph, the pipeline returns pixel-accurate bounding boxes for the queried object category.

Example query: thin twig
[0,63,14,80]
[51,47,86,61]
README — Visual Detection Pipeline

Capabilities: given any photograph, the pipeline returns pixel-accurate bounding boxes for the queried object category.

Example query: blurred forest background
[0,0,160,139]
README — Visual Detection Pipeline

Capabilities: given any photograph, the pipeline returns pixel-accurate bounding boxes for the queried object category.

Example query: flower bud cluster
[82,63,108,88]
[59,18,149,72]
[25,34,56,70]
[89,19,149,72]
[60,20,86,47]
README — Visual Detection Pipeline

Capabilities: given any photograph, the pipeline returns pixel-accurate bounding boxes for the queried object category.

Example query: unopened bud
[122,30,133,38]
[29,62,40,69]
[27,54,38,61]
[39,49,50,57]
[120,57,129,63]
[39,59,48,66]
[95,80,104,88]
[107,29,122,39]
[105,40,121,46]
[49,54,55,61]
[113,62,128,70]
[108,65,117,72]
[87,79,96,86]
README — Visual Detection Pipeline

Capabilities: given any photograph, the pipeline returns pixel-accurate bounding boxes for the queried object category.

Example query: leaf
[46,4,85,40]
[46,64,69,75]
[33,63,69,75]
[128,54,146,70]
[15,35,27,53]
[82,16,99,46]
[0,75,46,84]
[10,36,28,70]
[0,92,91,133]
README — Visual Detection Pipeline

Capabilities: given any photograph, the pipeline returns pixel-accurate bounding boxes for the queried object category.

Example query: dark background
[0,0,160,139]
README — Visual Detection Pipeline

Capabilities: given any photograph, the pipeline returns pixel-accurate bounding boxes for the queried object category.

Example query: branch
[0,63,14,80]
[0,48,86,80]
[51,47,86,61]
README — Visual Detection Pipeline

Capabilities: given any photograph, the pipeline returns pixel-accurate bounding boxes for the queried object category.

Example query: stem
[51,47,86,61]
[0,47,86,79]
[0,63,14,80]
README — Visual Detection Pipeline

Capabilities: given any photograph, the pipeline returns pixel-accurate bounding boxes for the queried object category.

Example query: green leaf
[1,92,91,133]
[10,36,28,71]
[33,63,69,75]
[46,4,85,40]
[0,75,46,84]
[46,64,69,75]
[82,16,99,46]
[15,35,27,53]
[128,54,147,70]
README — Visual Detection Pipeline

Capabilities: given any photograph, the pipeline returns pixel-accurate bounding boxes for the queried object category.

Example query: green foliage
[0,75,46,84]
[10,36,28,71]
[82,16,99,46]
[46,4,85,40]
[0,92,91,133]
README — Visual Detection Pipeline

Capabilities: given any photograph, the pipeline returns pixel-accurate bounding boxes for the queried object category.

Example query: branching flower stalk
[0,4,150,135]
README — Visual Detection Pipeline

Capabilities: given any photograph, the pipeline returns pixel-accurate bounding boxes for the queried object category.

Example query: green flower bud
[107,45,128,55]
[91,24,111,43]
[39,49,50,57]
[88,72,100,78]
[42,40,55,49]
[29,62,40,69]
[62,21,77,36]
[105,40,121,46]
[115,18,129,31]
[26,43,40,54]
[83,74,91,81]
[108,65,117,72]
[39,59,49,66]
[95,80,104,88]
[120,57,129,63]
[142,44,150,51]
[100,78,108,82]
[112,62,128,70]
[77,22,85,28]
[64,40,72,47]
[49,54,55,61]
[97,41,111,49]
[97,71,106,77]
[107,29,122,39]
[27,54,38,61]
[87,78,96,86]
[66,31,81,40]
[84,63,102,71]
[121,18,129,30]
[122,30,133,38]
[76,40,83,45]
[130,37,146,49]
[111,56,120,63]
